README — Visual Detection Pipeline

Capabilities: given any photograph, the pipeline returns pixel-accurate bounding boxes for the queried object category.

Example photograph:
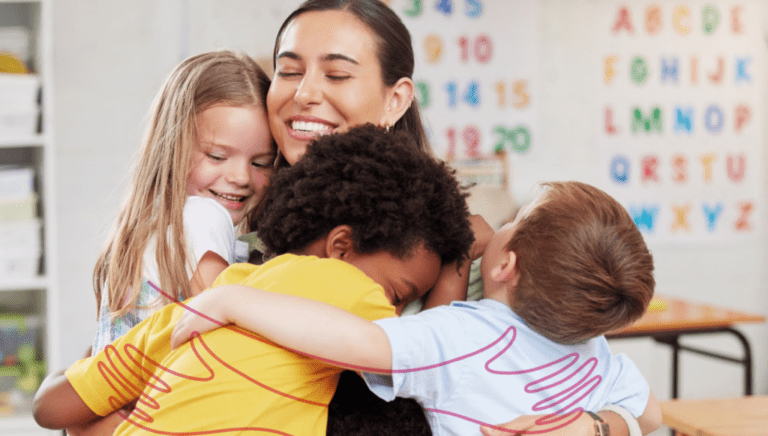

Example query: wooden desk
[607,297,766,398]
[661,396,768,436]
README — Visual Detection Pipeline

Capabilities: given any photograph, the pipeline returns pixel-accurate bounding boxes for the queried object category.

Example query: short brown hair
[507,181,655,344]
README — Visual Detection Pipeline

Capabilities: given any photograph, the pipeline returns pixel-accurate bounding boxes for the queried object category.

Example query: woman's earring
[385,124,391,132]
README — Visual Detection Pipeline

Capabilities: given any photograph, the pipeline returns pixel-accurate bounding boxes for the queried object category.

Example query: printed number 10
[458,35,492,63]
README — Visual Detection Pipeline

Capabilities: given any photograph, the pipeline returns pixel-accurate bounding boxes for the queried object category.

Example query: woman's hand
[170,287,229,349]
[479,412,595,436]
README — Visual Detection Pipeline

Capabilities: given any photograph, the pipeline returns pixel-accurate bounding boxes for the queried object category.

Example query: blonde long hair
[94,50,271,317]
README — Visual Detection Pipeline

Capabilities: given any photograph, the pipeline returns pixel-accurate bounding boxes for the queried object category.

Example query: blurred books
[0,166,40,280]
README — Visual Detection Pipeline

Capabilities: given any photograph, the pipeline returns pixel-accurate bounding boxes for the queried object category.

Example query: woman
[71,1,644,435]
[263,1,644,435]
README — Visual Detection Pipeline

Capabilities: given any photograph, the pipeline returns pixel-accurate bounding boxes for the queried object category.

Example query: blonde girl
[92,50,275,352]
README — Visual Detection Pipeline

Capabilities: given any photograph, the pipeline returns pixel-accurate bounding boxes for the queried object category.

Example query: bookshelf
[0,0,58,434]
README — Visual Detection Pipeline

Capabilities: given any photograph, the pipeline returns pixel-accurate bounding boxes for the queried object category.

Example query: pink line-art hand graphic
[97,281,604,435]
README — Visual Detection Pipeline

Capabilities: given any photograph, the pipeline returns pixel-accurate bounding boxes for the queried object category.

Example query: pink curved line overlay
[95,281,605,434]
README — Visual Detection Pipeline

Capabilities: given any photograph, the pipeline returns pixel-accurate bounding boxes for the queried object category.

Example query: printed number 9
[424,34,443,64]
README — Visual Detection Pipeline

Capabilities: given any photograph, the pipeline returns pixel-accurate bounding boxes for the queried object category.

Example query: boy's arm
[33,370,100,429]
[170,284,393,373]
[65,411,128,436]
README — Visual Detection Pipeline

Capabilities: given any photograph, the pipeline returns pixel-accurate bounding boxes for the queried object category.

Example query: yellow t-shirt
[67,254,396,436]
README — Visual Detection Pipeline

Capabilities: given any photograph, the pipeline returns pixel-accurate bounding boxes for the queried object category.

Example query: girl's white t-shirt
[92,196,235,352]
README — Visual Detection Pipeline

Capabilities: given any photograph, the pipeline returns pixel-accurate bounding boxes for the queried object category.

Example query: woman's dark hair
[274,0,430,152]
[254,124,473,266]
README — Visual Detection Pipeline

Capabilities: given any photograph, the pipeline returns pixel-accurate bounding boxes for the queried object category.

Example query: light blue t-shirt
[364,299,649,436]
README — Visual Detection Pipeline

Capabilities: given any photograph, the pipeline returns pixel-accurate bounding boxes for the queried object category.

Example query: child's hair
[254,124,474,266]
[94,50,272,317]
[508,181,655,344]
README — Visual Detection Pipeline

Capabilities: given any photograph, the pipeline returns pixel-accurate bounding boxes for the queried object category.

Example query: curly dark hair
[253,124,474,266]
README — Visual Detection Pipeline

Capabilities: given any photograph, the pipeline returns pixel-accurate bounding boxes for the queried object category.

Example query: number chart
[393,0,540,199]
[597,0,766,243]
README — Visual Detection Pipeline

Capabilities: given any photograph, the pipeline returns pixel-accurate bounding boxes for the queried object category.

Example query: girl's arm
[33,370,100,429]
[170,284,393,373]
[188,250,229,296]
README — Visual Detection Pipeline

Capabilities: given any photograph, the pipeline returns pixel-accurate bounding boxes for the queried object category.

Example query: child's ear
[490,251,519,286]
[326,225,355,260]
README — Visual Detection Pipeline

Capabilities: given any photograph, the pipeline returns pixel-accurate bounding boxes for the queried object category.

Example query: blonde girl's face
[187,103,275,225]
[268,10,393,165]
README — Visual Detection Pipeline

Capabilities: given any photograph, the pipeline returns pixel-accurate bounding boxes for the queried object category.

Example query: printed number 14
[446,81,480,108]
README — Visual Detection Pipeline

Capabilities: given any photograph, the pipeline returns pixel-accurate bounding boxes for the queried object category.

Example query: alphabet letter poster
[598,0,767,243]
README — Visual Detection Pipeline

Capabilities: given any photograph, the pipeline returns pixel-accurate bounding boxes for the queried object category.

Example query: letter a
[613,7,633,33]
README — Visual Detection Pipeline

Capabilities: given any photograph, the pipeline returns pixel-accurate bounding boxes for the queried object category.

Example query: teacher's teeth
[291,120,332,133]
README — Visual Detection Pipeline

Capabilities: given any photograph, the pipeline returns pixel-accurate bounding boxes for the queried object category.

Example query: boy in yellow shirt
[32,124,474,436]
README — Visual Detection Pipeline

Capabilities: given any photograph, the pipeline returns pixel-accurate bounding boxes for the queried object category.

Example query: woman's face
[268,10,393,165]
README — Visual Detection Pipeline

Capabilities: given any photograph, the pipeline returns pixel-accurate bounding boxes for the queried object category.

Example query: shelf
[0,135,45,148]
[0,276,47,292]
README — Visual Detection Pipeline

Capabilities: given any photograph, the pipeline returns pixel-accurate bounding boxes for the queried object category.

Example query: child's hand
[170,288,230,349]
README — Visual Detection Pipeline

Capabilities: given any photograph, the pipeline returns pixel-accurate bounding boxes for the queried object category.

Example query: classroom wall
[52,1,768,432]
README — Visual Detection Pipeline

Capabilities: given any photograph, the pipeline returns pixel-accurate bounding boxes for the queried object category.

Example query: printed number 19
[447,125,481,159]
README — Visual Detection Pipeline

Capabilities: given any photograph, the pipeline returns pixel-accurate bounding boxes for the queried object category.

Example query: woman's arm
[479,408,641,436]
[170,284,393,373]
[636,390,662,434]
[423,214,493,309]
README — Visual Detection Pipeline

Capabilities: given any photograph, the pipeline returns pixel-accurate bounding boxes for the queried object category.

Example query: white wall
[52,1,767,434]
